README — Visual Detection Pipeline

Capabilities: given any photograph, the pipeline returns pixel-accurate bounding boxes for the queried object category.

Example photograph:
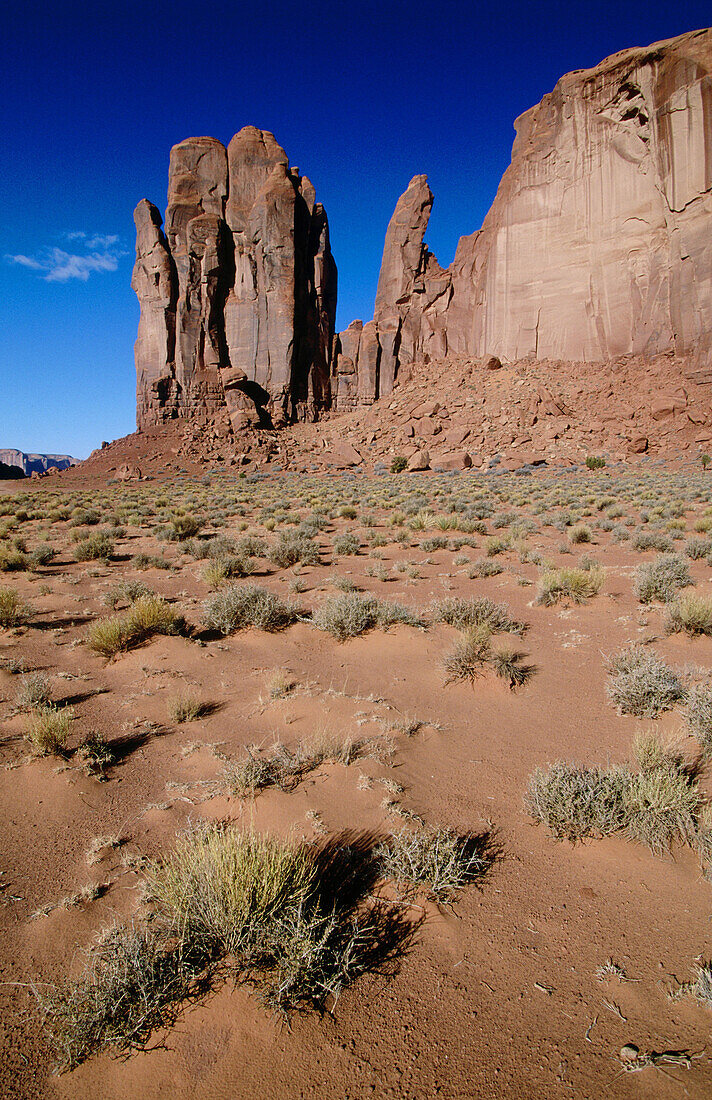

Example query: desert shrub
[569,524,592,544]
[490,644,534,688]
[390,456,408,473]
[26,704,73,755]
[16,672,51,709]
[434,596,525,634]
[634,554,691,604]
[168,515,202,541]
[203,584,296,634]
[606,645,684,717]
[585,456,606,470]
[685,536,712,560]
[665,592,712,636]
[35,922,200,1071]
[537,565,604,605]
[468,559,502,578]
[86,596,181,657]
[684,684,712,758]
[633,531,674,553]
[336,505,358,519]
[223,734,364,799]
[525,762,630,841]
[75,531,115,562]
[419,536,448,552]
[102,581,152,609]
[332,533,360,556]
[376,826,488,901]
[131,553,171,571]
[312,592,423,640]
[0,587,31,627]
[485,536,509,556]
[203,555,252,589]
[268,532,320,568]
[168,694,208,723]
[443,625,492,683]
[0,545,29,571]
[526,736,698,854]
[29,545,56,568]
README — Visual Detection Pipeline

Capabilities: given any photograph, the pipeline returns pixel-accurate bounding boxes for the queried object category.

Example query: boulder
[407,449,430,471]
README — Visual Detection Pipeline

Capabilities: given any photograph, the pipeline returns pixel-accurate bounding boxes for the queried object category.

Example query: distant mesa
[0,449,77,479]
[132,28,712,437]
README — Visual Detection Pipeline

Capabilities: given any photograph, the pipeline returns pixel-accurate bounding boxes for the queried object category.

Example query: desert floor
[1,462,712,1099]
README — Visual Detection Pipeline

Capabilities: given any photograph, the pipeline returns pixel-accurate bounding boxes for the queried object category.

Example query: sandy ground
[1,463,712,1099]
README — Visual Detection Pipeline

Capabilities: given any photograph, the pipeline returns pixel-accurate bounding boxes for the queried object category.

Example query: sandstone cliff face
[450,27,712,363]
[339,27,711,401]
[133,127,336,431]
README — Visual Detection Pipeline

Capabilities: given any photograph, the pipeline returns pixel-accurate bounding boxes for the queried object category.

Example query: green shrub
[26,704,73,755]
[86,596,181,657]
[0,586,31,627]
[75,532,114,562]
[585,456,606,470]
[390,456,408,473]
[537,565,604,605]
[665,592,712,636]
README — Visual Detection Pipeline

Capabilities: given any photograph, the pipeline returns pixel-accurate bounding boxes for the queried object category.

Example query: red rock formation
[133,127,336,432]
[340,27,711,399]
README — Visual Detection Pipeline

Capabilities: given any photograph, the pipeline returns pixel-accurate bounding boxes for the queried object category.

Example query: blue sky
[1,0,710,458]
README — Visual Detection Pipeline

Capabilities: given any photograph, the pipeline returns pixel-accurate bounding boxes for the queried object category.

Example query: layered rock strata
[133,127,336,431]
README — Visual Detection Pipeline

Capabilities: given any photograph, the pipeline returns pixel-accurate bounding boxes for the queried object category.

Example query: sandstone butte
[132,27,712,445]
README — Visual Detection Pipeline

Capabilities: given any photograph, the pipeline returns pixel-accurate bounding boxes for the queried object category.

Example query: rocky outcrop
[133,127,336,432]
[332,175,451,408]
[339,28,711,399]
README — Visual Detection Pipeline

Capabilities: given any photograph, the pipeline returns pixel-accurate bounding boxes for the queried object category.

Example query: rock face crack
[133,127,336,432]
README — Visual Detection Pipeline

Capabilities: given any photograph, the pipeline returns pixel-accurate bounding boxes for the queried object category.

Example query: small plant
[684,684,712,758]
[26,704,73,755]
[75,532,115,562]
[312,592,424,640]
[390,456,408,473]
[0,586,31,627]
[268,532,320,569]
[634,554,691,603]
[203,584,296,635]
[526,733,699,854]
[665,592,712,636]
[376,826,489,902]
[434,596,525,635]
[606,645,684,718]
[701,454,711,471]
[86,596,181,658]
[443,625,493,683]
[168,694,208,723]
[332,533,360,556]
[168,514,202,541]
[569,524,592,544]
[537,565,604,606]
[585,456,606,470]
[16,672,51,709]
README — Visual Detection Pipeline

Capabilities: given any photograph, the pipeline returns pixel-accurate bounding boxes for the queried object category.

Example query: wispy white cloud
[5,233,127,282]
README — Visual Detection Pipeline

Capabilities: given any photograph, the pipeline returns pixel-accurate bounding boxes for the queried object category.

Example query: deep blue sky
[1,0,710,457]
